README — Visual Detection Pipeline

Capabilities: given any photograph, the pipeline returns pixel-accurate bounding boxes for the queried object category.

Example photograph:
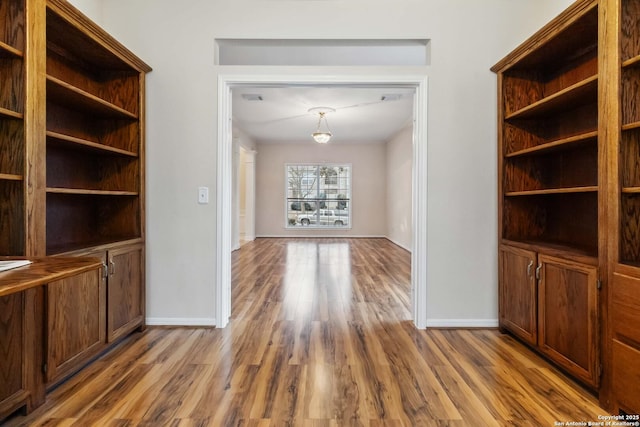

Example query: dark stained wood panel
[0,0,24,51]
[499,245,537,345]
[46,267,104,386]
[620,194,640,265]
[46,144,139,192]
[47,50,139,115]
[0,118,24,176]
[621,128,640,188]
[0,293,23,402]
[0,180,24,256]
[503,193,598,255]
[46,102,139,154]
[612,339,640,414]
[0,57,24,114]
[107,244,143,342]
[538,255,599,387]
[504,143,597,192]
[45,4,150,73]
[504,103,597,154]
[622,67,640,126]
[611,272,640,345]
[622,0,640,62]
[45,193,140,255]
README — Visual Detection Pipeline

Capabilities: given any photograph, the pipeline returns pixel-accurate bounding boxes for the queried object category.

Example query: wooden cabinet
[537,254,599,388]
[107,244,144,342]
[0,257,102,421]
[0,0,26,256]
[492,0,602,392]
[499,245,600,388]
[493,0,640,410]
[0,0,149,419]
[69,242,145,343]
[499,245,537,346]
[45,0,149,255]
[0,288,44,420]
[45,267,105,387]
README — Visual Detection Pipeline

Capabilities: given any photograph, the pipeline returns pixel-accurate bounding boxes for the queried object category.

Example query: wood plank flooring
[3,238,607,426]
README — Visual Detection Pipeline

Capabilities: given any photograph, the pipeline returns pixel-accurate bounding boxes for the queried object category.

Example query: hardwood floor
[3,238,606,426]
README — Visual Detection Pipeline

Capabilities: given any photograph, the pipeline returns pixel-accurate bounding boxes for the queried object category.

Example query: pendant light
[309,107,335,143]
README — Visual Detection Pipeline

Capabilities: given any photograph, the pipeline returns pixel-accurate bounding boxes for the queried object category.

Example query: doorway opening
[217,74,428,329]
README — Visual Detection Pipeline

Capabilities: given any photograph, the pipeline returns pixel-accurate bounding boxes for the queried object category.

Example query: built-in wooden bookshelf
[0,0,25,257]
[0,0,151,420]
[493,0,601,395]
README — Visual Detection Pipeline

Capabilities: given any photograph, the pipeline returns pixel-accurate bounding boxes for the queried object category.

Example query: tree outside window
[286,164,351,228]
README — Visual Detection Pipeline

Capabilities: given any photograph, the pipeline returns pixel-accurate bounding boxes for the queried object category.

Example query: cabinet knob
[535,263,542,281]
[527,260,534,277]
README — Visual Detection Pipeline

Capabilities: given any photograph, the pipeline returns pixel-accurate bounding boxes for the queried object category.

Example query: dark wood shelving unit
[0,0,151,421]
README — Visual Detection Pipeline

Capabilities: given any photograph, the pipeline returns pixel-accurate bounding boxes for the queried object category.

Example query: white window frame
[285,163,352,229]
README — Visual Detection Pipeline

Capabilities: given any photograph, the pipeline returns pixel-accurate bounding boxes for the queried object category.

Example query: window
[286,164,351,228]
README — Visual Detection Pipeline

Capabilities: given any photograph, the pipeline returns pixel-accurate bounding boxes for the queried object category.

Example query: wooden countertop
[0,257,103,297]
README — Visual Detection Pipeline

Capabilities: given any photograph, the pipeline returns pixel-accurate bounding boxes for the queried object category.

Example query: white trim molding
[426,319,499,328]
[217,73,429,329]
[146,317,217,327]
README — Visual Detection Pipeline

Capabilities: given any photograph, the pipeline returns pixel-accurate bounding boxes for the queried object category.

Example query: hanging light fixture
[309,107,335,143]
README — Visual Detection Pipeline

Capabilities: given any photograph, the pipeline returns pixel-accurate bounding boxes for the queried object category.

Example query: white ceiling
[231,86,415,144]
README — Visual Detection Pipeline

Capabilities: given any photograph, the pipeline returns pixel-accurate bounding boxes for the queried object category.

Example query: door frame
[216,73,429,328]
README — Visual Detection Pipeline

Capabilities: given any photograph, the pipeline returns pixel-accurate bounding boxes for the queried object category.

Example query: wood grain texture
[0,256,102,297]
[0,0,25,51]
[620,194,640,264]
[622,67,640,126]
[612,339,640,414]
[107,243,144,342]
[2,238,606,426]
[498,245,537,346]
[621,0,640,62]
[538,254,599,388]
[0,292,24,402]
[46,267,105,387]
[0,180,24,255]
[0,56,24,113]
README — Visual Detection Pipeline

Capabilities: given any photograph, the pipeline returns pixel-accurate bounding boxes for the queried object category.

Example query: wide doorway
[217,74,429,329]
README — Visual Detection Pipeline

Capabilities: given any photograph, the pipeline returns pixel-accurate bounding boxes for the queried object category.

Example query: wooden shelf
[0,40,23,58]
[0,173,23,181]
[502,238,598,264]
[622,121,640,131]
[622,187,640,194]
[46,131,138,157]
[505,186,598,196]
[622,54,640,68]
[505,131,597,158]
[506,75,598,120]
[47,238,141,257]
[0,106,23,120]
[46,188,138,196]
[46,76,138,120]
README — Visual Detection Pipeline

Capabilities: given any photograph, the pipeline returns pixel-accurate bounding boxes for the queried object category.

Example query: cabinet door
[538,254,599,387]
[0,288,45,419]
[46,267,105,386]
[499,245,537,345]
[107,244,144,342]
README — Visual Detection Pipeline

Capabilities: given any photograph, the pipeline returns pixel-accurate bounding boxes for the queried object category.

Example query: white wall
[255,143,387,237]
[386,126,413,252]
[69,0,579,326]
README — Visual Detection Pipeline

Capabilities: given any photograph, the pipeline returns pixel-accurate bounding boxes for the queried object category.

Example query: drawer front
[612,339,640,414]
[612,272,640,344]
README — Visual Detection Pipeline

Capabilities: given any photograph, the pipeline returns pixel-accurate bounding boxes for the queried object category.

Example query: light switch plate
[198,186,209,204]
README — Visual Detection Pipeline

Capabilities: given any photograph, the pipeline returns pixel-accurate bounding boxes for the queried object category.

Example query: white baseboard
[146,317,217,327]
[385,236,411,252]
[257,234,387,239]
[426,318,499,328]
